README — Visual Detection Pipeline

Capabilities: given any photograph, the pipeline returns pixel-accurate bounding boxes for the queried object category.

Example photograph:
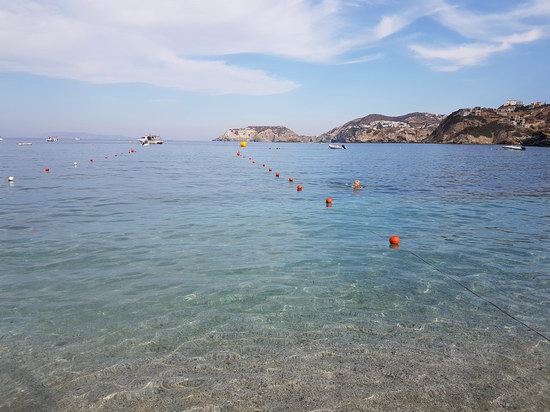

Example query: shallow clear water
[1,140,549,411]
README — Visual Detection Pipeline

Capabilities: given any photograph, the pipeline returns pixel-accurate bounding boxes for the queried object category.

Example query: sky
[1,0,549,140]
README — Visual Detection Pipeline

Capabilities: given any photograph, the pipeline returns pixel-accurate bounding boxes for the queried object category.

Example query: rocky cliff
[317,112,445,143]
[215,126,313,142]
[427,104,550,146]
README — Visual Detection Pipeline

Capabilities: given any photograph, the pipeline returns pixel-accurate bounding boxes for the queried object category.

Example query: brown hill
[317,112,445,143]
[427,103,550,146]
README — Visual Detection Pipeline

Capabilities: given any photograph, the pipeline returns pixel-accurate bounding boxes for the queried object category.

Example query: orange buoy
[268,168,272,172]
[45,168,50,172]
[237,151,241,156]
[389,235,400,245]
[289,177,294,182]
[297,185,303,191]
[275,172,280,178]
[326,197,333,206]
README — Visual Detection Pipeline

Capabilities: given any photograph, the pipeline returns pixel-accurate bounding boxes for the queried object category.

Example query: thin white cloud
[339,53,384,64]
[0,0,351,95]
[410,42,510,71]
[409,0,550,70]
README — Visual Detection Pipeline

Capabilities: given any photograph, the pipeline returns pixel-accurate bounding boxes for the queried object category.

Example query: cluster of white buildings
[361,120,411,129]
[460,100,545,117]
[498,100,544,113]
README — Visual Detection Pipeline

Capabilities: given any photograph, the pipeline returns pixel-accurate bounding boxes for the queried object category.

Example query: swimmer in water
[353,180,361,189]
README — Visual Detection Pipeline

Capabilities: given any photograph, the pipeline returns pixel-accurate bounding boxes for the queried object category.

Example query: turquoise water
[1,140,549,411]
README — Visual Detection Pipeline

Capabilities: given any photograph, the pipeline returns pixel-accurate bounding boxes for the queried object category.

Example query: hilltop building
[503,99,523,107]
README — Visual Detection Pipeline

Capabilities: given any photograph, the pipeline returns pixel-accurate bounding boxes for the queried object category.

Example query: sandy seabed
[1,325,548,412]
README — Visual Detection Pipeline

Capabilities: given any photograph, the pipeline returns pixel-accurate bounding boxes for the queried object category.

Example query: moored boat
[138,134,164,145]
[328,144,347,149]
[502,145,525,151]
[46,136,58,142]
[18,142,33,146]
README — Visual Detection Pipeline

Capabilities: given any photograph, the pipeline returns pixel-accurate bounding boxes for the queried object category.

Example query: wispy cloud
[409,0,550,70]
[0,0,547,94]
[338,53,384,64]
[0,0,351,95]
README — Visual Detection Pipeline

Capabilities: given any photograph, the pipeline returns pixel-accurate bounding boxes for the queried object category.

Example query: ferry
[138,134,164,145]
[502,145,525,151]
[46,136,58,142]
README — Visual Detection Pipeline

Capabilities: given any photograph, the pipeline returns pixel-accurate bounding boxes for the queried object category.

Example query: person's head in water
[353,180,361,189]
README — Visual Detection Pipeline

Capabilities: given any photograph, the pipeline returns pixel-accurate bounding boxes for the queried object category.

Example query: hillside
[317,112,445,143]
[427,103,550,146]
[214,126,314,142]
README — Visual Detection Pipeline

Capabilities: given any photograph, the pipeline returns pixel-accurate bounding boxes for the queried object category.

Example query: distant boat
[46,136,58,142]
[502,145,525,151]
[138,134,164,145]
[328,144,347,149]
[74,137,81,141]
[18,142,33,146]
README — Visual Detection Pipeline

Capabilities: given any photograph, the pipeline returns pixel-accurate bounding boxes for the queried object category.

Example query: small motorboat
[502,145,525,151]
[46,136,58,142]
[328,144,347,149]
[18,142,33,146]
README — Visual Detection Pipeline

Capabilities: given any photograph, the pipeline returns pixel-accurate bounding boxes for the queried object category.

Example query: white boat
[46,136,58,142]
[18,142,33,146]
[138,134,164,145]
[74,137,81,141]
[502,145,525,151]
[328,144,347,149]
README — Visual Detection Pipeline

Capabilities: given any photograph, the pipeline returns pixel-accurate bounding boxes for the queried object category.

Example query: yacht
[138,134,164,145]
[46,136,58,142]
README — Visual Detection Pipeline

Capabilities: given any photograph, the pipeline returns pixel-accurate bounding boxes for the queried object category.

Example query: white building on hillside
[503,99,523,106]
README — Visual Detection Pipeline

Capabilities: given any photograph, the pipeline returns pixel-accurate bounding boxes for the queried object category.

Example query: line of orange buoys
[6,145,142,184]
[235,145,401,248]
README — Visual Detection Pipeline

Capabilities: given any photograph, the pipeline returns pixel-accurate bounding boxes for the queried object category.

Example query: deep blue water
[1,139,549,410]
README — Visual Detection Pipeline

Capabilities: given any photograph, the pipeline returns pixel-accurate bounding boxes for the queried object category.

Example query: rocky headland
[215,101,549,146]
[215,126,314,143]
[427,102,550,146]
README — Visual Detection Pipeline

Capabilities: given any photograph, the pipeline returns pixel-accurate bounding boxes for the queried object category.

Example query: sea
[1,139,549,411]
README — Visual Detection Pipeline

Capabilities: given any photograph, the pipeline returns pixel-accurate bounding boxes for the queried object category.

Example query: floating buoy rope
[406,249,550,342]
[232,147,549,342]
[359,223,550,342]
